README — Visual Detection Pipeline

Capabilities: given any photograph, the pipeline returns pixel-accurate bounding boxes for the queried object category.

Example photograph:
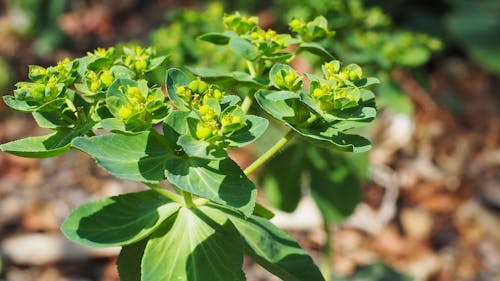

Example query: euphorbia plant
[1,12,377,281]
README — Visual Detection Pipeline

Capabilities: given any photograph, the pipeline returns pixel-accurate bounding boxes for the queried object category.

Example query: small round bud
[196,124,213,139]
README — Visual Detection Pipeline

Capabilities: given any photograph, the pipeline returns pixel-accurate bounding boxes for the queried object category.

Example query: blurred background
[0,0,498,280]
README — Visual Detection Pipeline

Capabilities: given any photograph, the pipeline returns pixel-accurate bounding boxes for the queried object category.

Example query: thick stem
[244,129,295,176]
[145,183,183,203]
[247,61,257,77]
[241,90,255,114]
[183,192,196,209]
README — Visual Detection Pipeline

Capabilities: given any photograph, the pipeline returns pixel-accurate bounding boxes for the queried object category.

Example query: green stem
[145,183,183,203]
[244,129,295,176]
[241,90,255,114]
[241,61,258,114]
[320,222,333,279]
[247,61,257,77]
[183,192,195,208]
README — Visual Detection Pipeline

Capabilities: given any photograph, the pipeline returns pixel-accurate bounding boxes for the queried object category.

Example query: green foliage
[1,9,380,281]
[6,0,67,56]
[446,0,500,74]
[334,261,414,281]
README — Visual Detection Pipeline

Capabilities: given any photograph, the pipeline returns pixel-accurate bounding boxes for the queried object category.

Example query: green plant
[6,0,67,56]
[1,11,378,280]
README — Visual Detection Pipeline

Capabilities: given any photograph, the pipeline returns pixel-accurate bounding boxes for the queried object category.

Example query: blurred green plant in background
[5,0,67,56]
[366,0,500,75]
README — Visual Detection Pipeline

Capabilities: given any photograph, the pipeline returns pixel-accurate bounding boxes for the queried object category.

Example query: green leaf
[226,115,269,148]
[306,148,362,223]
[32,111,74,129]
[296,122,372,153]
[1,125,93,158]
[106,78,135,118]
[177,134,227,160]
[164,155,257,216]
[253,203,275,220]
[165,68,191,110]
[71,131,172,183]
[117,238,147,281]
[99,118,150,135]
[354,77,380,88]
[147,56,168,73]
[300,92,376,122]
[61,190,180,247]
[3,95,38,112]
[198,32,232,45]
[269,63,300,90]
[142,206,246,281]
[229,37,259,61]
[216,205,325,281]
[299,42,335,60]
[260,145,304,212]
[255,90,372,153]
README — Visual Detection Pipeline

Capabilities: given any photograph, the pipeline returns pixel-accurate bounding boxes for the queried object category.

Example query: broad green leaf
[306,148,362,223]
[117,238,147,281]
[142,207,246,281]
[259,145,304,212]
[99,118,149,135]
[32,111,74,129]
[3,96,66,113]
[226,115,269,148]
[215,205,325,281]
[299,42,335,60]
[61,190,180,247]
[255,90,372,152]
[147,56,168,73]
[165,68,191,110]
[164,155,256,216]
[87,57,113,71]
[300,92,377,122]
[295,122,372,153]
[1,125,92,158]
[177,134,227,160]
[71,131,173,183]
[3,95,38,112]
[198,32,232,45]
[253,203,275,220]
[229,37,259,61]
[354,77,380,88]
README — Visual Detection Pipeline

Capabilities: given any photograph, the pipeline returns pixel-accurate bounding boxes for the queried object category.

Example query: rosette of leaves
[256,61,377,153]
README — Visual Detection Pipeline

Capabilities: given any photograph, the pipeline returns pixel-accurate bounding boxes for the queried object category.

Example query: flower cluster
[309,60,364,111]
[223,12,258,35]
[289,16,334,42]
[176,79,223,109]
[174,78,247,142]
[6,45,168,132]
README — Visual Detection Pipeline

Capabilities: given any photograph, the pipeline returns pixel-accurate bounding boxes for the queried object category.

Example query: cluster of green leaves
[1,10,379,281]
